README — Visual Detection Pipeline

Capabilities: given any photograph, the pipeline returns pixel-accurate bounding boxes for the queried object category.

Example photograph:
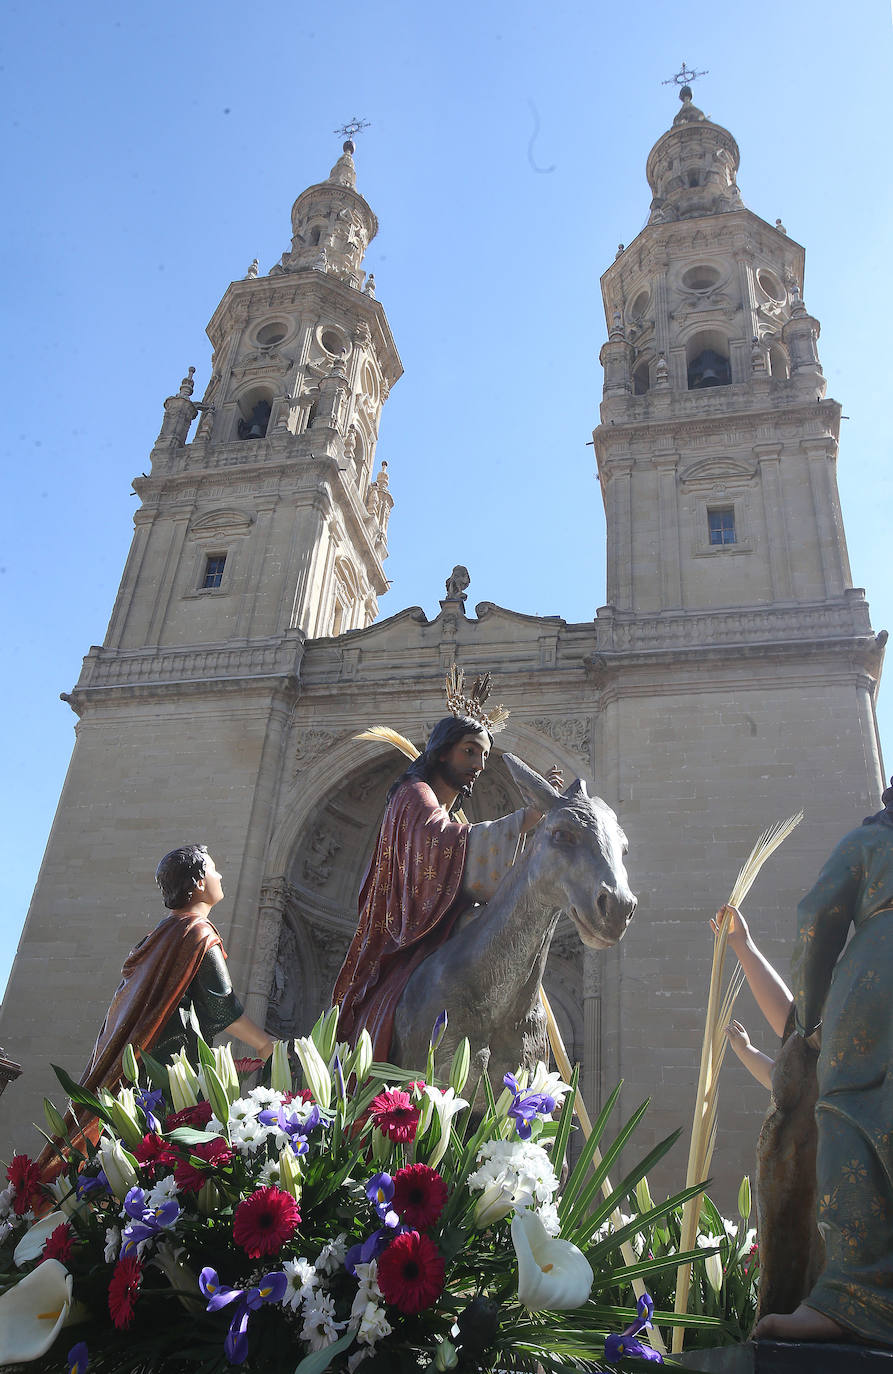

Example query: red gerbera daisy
[42,1222,74,1263]
[174,1137,234,1193]
[134,1132,178,1172]
[6,1153,44,1216]
[392,1164,448,1230]
[368,1089,421,1143]
[377,1230,445,1314]
[108,1254,142,1329]
[233,1186,300,1258]
[164,1100,214,1131]
[233,1057,265,1074]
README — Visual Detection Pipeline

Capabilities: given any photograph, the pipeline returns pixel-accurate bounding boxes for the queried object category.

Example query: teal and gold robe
[790,812,893,1344]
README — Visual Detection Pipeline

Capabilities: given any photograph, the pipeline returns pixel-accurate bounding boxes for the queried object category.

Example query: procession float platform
[679,1340,893,1372]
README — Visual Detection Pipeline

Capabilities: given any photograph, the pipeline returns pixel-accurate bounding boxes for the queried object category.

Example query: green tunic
[790,816,893,1344]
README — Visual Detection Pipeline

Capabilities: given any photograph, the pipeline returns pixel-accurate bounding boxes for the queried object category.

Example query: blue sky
[2,1,891,998]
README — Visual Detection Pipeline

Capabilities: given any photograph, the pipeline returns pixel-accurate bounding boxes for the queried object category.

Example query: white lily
[422,1085,469,1168]
[698,1233,724,1293]
[511,1208,593,1311]
[14,1209,70,1267]
[0,1258,73,1363]
[473,1176,532,1228]
[270,1040,292,1094]
[168,1056,199,1112]
[214,1043,240,1103]
[98,1136,139,1202]
[294,1036,332,1109]
[152,1239,203,1313]
[527,1061,573,1107]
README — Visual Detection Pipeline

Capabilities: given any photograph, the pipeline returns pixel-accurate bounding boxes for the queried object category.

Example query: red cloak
[37,911,223,1181]
[333,779,472,1060]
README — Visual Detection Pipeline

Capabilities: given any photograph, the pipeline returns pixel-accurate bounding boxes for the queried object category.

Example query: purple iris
[76,1170,109,1199]
[345,1227,396,1276]
[604,1291,662,1365]
[257,1102,325,1156]
[503,1073,557,1140]
[67,1342,89,1374]
[366,1172,398,1226]
[135,1088,165,1134]
[430,1009,448,1050]
[120,1186,180,1257]
[334,1055,346,1102]
[199,1268,287,1365]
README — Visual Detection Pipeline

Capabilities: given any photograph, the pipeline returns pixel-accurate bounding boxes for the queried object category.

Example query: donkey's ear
[563,777,589,801]
[502,753,561,813]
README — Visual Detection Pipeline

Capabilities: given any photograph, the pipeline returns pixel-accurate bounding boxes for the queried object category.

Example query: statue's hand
[711,903,750,954]
[545,765,564,791]
[725,1019,752,1057]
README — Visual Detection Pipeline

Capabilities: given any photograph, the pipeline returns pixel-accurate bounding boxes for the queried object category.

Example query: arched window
[686,330,731,390]
[768,343,790,380]
[237,387,273,439]
[633,360,650,395]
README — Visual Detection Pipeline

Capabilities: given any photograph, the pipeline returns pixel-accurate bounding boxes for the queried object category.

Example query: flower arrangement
[0,1009,722,1372]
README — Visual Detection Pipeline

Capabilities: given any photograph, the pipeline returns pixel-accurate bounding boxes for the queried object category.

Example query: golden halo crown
[444,665,510,733]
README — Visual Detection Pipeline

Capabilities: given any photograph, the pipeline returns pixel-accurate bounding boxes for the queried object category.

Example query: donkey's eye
[552,829,577,846]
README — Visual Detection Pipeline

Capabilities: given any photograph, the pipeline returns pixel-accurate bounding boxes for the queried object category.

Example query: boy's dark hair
[155,844,211,909]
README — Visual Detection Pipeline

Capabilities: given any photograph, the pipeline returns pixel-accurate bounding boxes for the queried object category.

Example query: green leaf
[167,1126,222,1145]
[565,1124,682,1244]
[138,1048,171,1094]
[560,1097,652,1235]
[559,1080,622,1219]
[293,1324,355,1373]
[51,1065,115,1125]
[550,1062,579,1178]
[585,1181,708,1261]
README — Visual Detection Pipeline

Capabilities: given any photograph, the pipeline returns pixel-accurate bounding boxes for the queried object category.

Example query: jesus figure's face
[436,731,490,798]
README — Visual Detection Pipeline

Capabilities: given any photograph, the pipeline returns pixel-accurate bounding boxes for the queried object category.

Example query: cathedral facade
[0,92,884,1199]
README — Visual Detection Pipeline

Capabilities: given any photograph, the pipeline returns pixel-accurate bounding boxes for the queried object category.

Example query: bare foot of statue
[754,1304,848,1343]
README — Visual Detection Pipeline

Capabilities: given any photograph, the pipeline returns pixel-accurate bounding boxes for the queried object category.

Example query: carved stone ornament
[529,716,592,767]
[301,826,343,888]
[293,728,339,773]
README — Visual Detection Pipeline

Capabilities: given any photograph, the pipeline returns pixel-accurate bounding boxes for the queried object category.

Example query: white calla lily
[0,1258,73,1364]
[13,1209,70,1267]
[511,1208,593,1311]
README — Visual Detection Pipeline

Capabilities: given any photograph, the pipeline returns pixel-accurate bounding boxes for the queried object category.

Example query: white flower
[527,1061,573,1107]
[104,1227,121,1263]
[511,1208,593,1311]
[0,1184,15,1219]
[356,1299,393,1346]
[231,1117,272,1155]
[0,1258,73,1364]
[468,1138,559,1226]
[146,1175,180,1208]
[98,1138,139,1202]
[537,1201,562,1237]
[283,1256,318,1311]
[347,1353,368,1373]
[698,1234,724,1293]
[248,1086,284,1108]
[258,1159,282,1187]
[422,1085,469,1168]
[300,1292,344,1351]
[294,1036,332,1110]
[13,1209,70,1267]
[315,1232,348,1275]
[352,1260,382,1304]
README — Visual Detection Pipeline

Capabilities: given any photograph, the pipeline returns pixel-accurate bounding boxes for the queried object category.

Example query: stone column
[755,444,793,601]
[655,454,682,609]
[606,462,633,610]
[803,439,849,596]
[145,507,193,646]
[242,877,289,1031]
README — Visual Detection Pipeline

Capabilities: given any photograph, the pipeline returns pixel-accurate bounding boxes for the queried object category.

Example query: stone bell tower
[596,83,850,622]
[590,86,885,1186]
[0,137,402,1155]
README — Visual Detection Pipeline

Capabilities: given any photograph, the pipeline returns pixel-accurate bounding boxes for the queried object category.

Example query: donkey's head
[503,753,637,947]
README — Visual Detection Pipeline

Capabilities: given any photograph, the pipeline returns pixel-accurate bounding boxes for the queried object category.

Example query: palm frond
[353,725,420,761]
[672,810,803,1353]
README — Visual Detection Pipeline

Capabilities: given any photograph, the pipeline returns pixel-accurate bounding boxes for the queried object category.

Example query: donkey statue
[391,754,637,1081]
